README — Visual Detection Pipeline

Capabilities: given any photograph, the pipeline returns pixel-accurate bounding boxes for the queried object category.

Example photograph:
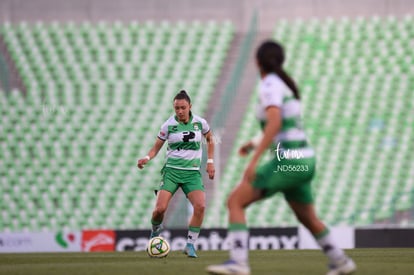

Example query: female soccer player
[137,90,215,258]
[207,41,356,275]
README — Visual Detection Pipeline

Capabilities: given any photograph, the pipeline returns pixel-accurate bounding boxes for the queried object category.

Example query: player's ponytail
[256,40,300,100]
[275,67,300,100]
[174,90,191,104]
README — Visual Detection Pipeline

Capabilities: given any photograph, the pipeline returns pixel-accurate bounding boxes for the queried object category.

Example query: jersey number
[182,131,195,142]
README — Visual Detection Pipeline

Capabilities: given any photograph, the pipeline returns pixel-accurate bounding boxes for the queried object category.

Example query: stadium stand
[0,20,234,231]
[1,14,413,232]
[204,15,414,228]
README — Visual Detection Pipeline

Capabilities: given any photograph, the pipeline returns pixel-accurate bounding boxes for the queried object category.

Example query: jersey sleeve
[157,121,169,141]
[200,118,210,135]
[259,79,284,109]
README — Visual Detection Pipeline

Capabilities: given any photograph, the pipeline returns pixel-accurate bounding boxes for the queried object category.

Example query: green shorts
[159,167,204,196]
[252,155,316,204]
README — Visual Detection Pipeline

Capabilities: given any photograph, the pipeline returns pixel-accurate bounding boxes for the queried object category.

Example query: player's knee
[153,204,168,216]
[226,193,240,210]
[192,202,205,216]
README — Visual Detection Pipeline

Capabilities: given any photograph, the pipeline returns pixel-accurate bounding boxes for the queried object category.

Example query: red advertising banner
[81,230,115,252]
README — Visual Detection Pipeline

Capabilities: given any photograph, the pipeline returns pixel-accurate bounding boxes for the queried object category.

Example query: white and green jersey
[157,114,210,170]
[256,73,314,158]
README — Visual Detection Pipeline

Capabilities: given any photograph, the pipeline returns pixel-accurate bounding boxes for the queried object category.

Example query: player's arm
[251,106,281,163]
[244,106,281,181]
[137,137,165,169]
[204,131,215,179]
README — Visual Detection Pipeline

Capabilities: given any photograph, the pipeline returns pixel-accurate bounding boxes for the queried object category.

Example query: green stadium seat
[204,15,414,228]
[1,20,234,231]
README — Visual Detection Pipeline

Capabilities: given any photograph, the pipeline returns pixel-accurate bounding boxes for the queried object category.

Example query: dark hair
[256,40,300,100]
[173,90,191,104]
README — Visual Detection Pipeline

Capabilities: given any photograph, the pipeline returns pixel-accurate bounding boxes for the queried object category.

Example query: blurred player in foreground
[207,40,356,275]
[138,90,215,258]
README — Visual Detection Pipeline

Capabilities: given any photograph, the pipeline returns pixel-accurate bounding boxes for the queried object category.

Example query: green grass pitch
[1,249,413,275]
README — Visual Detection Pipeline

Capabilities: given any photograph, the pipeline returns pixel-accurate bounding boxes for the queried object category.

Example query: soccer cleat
[326,257,356,275]
[183,243,198,258]
[206,260,251,275]
[150,225,163,239]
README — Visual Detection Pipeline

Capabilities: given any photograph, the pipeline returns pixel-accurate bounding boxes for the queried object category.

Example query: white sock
[315,229,346,263]
[229,230,249,265]
[187,228,200,245]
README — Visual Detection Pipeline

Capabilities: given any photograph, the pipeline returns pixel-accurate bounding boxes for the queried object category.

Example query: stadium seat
[204,15,414,228]
[0,20,234,231]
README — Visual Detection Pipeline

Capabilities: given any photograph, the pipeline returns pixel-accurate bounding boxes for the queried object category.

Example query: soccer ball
[147,236,170,258]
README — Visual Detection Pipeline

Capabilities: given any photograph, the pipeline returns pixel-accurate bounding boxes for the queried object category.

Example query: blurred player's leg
[206,180,262,274]
[288,201,356,274]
